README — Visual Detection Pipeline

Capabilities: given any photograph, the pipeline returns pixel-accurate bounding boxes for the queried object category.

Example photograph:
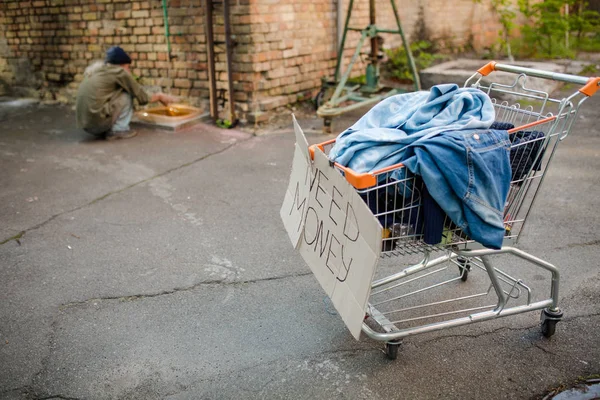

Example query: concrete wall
[0,0,505,121]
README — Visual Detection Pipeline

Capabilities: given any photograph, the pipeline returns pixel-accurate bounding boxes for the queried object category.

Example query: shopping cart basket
[310,61,599,359]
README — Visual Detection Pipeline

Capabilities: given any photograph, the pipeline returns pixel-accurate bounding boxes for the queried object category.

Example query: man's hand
[150,93,179,105]
[159,93,179,105]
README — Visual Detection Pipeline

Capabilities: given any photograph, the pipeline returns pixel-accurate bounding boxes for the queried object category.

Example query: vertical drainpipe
[161,0,173,93]
[337,0,343,53]
[223,0,236,125]
[204,0,218,119]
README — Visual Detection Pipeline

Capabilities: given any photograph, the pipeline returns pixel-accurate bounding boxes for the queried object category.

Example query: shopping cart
[310,61,599,359]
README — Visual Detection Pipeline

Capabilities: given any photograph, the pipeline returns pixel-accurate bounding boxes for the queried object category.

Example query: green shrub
[384,41,443,82]
[517,0,599,58]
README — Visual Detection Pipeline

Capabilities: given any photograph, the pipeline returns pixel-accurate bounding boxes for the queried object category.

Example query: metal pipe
[369,0,377,64]
[330,29,367,103]
[317,88,395,117]
[337,0,344,53]
[494,63,589,85]
[161,0,172,58]
[203,0,217,119]
[389,0,421,91]
[161,0,173,94]
[223,0,236,125]
[456,246,560,309]
[334,0,354,82]
[480,255,507,312]
[370,251,455,289]
[361,299,554,341]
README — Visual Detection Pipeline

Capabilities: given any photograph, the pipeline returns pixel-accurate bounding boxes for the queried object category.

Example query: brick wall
[0,0,506,122]
[0,0,246,109]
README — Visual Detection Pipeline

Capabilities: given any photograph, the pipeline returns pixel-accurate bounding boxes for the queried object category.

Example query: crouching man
[76,46,177,140]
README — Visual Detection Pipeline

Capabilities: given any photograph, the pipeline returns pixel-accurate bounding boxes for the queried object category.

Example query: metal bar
[318,88,397,117]
[519,281,533,305]
[391,305,496,325]
[489,86,554,103]
[203,0,217,119]
[334,0,354,82]
[161,0,172,57]
[362,299,554,341]
[328,86,361,107]
[347,95,371,101]
[370,267,447,296]
[330,30,368,104]
[491,80,551,117]
[371,251,441,289]
[376,29,402,34]
[223,0,236,124]
[494,63,590,85]
[337,0,344,52]
[559,95,586,140]
[468,258,522,299]
[480,255,507,312]
[514,138,561,244]
[389,0,420,90]
[369,0,377,65]
[383,292,490,316]
[368,305,400,333]
[457,247,560,309]
[161,0,173,93]
[372,275,463,307]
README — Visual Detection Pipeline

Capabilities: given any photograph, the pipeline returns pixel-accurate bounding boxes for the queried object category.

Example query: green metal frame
[317,0,421,124]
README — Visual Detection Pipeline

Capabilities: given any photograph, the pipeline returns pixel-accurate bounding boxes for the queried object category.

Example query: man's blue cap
[105,46,132,65]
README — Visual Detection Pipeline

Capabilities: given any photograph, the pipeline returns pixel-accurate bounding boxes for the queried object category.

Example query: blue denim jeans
[401,129,511,249]
[329,84,496,174]
[111,92,133,132]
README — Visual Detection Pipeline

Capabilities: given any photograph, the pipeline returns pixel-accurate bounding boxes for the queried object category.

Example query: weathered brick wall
[0,0,242,107]
[245,0,505,119]
[0,0,506,122]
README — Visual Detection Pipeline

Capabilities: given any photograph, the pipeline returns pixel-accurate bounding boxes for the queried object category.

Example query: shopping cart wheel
[540,308,563,338]
[385,341,401,360]
[457,257,471,282]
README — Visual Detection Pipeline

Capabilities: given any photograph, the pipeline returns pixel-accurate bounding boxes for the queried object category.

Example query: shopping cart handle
[309,142,405,189]
[477,61,600,97]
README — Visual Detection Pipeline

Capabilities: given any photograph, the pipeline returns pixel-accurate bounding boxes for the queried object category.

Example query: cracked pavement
[1,89,599,400]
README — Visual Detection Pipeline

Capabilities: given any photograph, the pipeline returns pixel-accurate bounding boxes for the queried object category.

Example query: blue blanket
[329,84,496,173]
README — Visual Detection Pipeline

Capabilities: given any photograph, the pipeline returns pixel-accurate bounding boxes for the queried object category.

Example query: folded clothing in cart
[329,83,496,173]
[401,129,511,249]
[359,177,447,249]
[330,85,511,249]
[490,122,546,181]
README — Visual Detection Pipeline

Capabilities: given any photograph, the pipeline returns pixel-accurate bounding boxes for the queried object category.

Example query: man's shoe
[106,130,138,140]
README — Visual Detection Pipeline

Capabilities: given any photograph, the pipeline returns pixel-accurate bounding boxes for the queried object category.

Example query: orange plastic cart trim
[507,115,556,134]
[477,61,497,77]
[579,77,600,97]
[309,144,403,189]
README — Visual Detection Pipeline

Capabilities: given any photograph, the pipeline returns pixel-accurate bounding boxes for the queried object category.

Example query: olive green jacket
[76,64,149,134]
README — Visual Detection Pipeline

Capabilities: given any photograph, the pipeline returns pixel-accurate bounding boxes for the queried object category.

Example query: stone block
[114,10,131,19]
[82,13,97,21]
[132,10,149,19]
[133,27,150,35]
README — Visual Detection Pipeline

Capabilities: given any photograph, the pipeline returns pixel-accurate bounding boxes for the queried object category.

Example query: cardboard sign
[280,116,382,339]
